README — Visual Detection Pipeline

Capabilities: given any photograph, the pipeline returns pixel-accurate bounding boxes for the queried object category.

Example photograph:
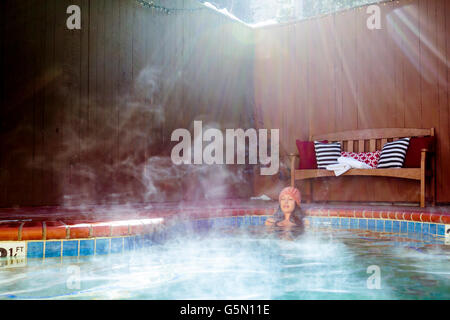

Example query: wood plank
[294,168,421,180]
[389,0,406,128]
[436,0,449,202]
[312,127,433,141]
[358,140,364,152]
[356,4,371,129]
[336,8,358,131]
[0,0,4,204]
[369,139,376,151]
[347,140,353,152]
[78,0,90,205]
[40,0,57,205]
[403,0,422,128]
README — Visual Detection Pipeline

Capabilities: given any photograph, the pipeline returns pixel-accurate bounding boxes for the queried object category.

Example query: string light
[135,0,206,15]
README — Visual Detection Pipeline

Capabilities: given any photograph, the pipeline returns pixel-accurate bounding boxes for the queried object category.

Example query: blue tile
[230,217,237,226]
[79,240,95,256]
[422,223,429,234]
[331,218,339,228]
[400,221,408,233]
[359,219,368,230]
[27,242,44,258]
[219,217,228,227]
[384,220,392,232]
[414,222,422,234]
[45,241,61,258]
[407,222,415,233]
[341,218,349,228]
[62,240,78,257]
[95,239,110,255]
[251,216,259,225]
[422,233,431,241]
[376,220,384,232]
[368,219,375,230]
[323,218,331,225]
[151,231,163,244]
[110,238,123,253]
[197,219,210,230]
[429,224,437,235]
[244,216,251,225]
[221,217,230,226]
[259,216,268,225]
[392,221,400,233]
[173,223,185,233]
[437,224,445,236]
[237,217,244,226]
[188,221,197,230]
[350,218,358,229]
[143,234,153,246]
[135,236,144,249]
[209,218,218,228]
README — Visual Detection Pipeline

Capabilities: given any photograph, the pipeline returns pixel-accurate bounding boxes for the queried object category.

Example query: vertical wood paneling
[388,0,406,128]
[0,1,5,204]
[336,9,358,131]
[2,0,450,205]
[403,0,422,128]
[442,0,450,201]
[254,0,450,203]
[78,0,91,203]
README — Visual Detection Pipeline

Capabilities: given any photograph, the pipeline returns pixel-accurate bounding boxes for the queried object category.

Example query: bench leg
[420,150,426,208]
[431,157,436,206]
[420,177,425,208]
[307,180,313,203]
[420,168,425,208]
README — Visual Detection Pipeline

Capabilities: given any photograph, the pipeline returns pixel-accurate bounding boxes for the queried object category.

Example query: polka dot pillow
[341,151,381,168]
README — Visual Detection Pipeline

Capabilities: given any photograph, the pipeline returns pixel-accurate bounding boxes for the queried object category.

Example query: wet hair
[272,205,305,228]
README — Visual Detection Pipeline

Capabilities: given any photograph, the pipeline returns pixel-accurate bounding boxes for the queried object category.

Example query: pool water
[0,226,449,299]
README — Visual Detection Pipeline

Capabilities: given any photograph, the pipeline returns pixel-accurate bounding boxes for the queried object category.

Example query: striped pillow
[314,141,341,169]
[376,138,410,168]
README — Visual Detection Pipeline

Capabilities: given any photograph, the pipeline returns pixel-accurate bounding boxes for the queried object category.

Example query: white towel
[326,156,371,176]
[325,163,351,176]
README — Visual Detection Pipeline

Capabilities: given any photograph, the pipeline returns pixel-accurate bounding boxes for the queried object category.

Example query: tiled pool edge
[22,214,450,259]
[0,207,449,261]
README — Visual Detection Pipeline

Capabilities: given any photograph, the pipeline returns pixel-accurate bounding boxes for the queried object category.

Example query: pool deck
[0,200,449,240]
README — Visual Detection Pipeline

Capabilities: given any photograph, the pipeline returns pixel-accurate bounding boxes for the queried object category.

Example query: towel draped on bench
[326,156,372,176]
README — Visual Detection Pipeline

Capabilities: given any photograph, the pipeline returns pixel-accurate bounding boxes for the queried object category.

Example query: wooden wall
[0,0,255,207]
[2,0,449,207]
[254,0,450,204]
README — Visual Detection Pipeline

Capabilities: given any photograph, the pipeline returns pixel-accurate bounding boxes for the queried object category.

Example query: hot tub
[0,202,449,299]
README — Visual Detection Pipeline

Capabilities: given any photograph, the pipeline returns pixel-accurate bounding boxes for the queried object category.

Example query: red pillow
[295,140,327,169]
[341,151,381,168]
[404,136,434,168]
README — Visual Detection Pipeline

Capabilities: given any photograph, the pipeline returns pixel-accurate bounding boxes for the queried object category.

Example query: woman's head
[278,187,301,214]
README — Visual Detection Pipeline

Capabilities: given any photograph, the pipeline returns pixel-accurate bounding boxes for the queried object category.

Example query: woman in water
[265,186,306,228]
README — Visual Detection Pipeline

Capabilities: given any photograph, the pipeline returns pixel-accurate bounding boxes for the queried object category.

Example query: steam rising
[19,64,252,208]
[1,225,448,300]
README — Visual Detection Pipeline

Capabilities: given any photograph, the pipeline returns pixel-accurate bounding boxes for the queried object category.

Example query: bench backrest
[311,128,434,152]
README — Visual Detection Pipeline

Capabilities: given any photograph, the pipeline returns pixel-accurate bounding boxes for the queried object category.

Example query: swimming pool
[1,219,449,300]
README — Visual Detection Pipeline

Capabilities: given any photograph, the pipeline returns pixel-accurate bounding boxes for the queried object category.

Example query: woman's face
[280,194,296,214]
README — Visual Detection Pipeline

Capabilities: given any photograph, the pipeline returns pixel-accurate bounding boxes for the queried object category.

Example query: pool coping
[0,205,449,241]
[0,202,449,261]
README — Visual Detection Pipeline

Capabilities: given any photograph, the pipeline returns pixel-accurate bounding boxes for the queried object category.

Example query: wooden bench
[288,128,436,207]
